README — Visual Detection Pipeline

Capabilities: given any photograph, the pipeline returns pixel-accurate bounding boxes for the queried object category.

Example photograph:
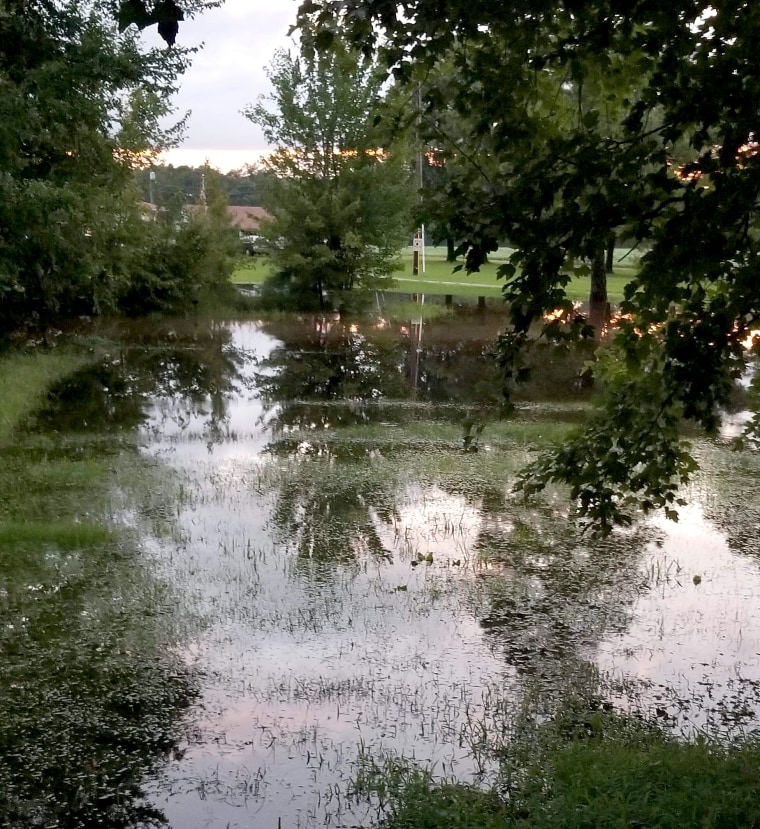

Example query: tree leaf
[118,0,152,32]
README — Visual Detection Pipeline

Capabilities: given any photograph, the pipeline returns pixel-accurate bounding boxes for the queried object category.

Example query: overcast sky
[144,1,300,171]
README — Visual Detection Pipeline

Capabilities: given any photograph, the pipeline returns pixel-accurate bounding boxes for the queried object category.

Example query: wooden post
[412,229,421,276]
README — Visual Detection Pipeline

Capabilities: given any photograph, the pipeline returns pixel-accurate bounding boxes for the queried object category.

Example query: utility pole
[413,84,425,277]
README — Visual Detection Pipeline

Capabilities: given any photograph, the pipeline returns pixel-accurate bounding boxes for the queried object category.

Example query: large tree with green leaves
[0,1,219,333]
[244,43,414,311]
[296,0,760,532]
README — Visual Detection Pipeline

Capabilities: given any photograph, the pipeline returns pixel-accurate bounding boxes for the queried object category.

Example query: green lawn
[231,256,273,284]
[231,247,639,304]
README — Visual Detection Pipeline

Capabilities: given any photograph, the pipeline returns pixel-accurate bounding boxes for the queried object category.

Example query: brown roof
[227,205,270,231]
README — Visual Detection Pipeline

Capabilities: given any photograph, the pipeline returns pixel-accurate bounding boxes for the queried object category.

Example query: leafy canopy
[296,0,760,532]
[117,0,220,45]
[244,43,413,311]
[0,1,226,331]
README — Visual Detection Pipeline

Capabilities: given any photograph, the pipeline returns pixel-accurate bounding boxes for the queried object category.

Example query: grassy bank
[231,248,637,303]
[364,700,760,829]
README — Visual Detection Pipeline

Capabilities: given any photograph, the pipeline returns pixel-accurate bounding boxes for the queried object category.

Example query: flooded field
[2,313,760,828]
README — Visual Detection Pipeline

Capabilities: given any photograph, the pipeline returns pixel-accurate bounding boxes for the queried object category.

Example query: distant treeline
[136,165,271,207]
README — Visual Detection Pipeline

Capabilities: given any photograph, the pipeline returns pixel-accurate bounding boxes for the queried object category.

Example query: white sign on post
[412,237,422,251]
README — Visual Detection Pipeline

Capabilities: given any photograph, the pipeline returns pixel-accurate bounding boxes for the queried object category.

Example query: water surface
[6,314,760,828]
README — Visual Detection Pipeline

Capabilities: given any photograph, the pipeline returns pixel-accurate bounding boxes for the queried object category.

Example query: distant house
[226,206,270,234]
[143,202,271,243]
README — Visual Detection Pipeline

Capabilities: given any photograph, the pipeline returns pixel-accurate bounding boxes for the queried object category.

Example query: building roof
[227,205,270,231]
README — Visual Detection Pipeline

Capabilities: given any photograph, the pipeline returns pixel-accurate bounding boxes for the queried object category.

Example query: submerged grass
[0,346,198,828]
[0,519,112,549]
[0,347,89,442]
[372,700,760,829]
[0,451,112,523]
[7,319,757,828]
[318,418,576,447]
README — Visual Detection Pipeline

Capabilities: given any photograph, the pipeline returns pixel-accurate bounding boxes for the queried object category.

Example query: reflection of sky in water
[596,505,760,733]
[142,323,280,464]
[132,320,760,827]
[139,326,510,826]
[720,409,753,439]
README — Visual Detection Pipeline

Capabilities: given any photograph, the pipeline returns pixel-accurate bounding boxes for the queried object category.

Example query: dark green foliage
[380,777,509,829]
[516,336,699,533]
[522,738,760,829]
[118,0,220,46]
[244,44,414,311]
[117,170,240,316]
[0,2,222,334]
[508,703,760,829]
[296,0,760,531]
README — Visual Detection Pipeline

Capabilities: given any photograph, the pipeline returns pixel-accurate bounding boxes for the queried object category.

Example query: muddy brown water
[8,314,760,828]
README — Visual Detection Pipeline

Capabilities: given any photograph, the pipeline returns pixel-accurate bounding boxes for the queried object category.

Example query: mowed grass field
[231,246,640,304]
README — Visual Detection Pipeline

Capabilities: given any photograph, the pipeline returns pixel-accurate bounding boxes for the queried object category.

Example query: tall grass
[373,699,760,829]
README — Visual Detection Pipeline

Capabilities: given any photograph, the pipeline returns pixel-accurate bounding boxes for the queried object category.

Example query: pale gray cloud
[143,1,300,169]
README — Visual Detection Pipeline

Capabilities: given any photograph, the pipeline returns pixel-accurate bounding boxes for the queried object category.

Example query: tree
[243,43,414,311]
[135,164,270,206]
[117,165,240,315]
[0,1,218,334]
[296,0,760,532]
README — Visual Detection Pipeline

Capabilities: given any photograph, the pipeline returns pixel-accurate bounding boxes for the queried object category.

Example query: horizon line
[159,147,271,173]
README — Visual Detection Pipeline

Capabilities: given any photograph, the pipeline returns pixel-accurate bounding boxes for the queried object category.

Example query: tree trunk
[605,233,616,273]
[317,275,325,310]
[446,234,456,262]
[589,243,609,336]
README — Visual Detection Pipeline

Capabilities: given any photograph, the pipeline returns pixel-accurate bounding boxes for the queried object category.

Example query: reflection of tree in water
[255,316,592,441]
[0,320,247,824]
[33,321,246,445]
[255,317,508,568]
[269,457,399,570]
[270,450,651,696]
[255,317,409,432]
[408,318,593,405]
[398,480,647,695]
[481,499,647,674]
[694,443,760,560]
[257,313,637,706]
[407,328,505,415]
[469,491,651,698]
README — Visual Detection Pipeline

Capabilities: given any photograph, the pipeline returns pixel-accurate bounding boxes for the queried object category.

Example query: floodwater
[4,313,760,828]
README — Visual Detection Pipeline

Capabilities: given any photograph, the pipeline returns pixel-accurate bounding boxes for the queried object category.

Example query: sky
[145,1,301,171]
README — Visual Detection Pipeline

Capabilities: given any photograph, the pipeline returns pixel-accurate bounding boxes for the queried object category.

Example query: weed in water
[375,693,760,829]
